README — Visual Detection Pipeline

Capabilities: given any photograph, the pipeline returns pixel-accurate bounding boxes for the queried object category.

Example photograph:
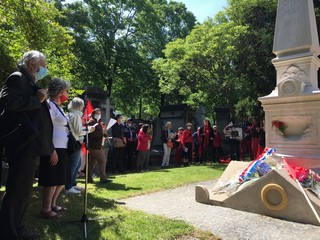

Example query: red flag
[82,99,94,124]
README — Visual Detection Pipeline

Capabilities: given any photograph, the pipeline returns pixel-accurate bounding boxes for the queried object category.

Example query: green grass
[1,164,226,239]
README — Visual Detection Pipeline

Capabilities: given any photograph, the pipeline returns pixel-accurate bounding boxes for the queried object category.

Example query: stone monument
[259,0,320,159]
[195,0,320,226]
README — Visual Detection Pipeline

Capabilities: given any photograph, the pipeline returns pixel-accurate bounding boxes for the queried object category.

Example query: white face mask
[94,114,101,120]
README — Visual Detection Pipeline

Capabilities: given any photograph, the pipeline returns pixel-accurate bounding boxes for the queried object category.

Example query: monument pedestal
[260,93,320,158]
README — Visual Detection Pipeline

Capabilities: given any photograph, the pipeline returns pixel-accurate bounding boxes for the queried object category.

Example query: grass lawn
[1,164,226,239]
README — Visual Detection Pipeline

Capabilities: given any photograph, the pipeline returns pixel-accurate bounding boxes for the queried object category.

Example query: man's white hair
[18,50,46,71]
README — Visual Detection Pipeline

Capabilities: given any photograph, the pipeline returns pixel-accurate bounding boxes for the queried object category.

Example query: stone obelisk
[259,0,320,159]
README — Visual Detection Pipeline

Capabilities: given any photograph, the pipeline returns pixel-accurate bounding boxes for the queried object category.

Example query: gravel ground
[121,180,320,240]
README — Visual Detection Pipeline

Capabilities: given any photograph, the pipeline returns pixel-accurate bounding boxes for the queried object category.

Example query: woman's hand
[50,150,58,166]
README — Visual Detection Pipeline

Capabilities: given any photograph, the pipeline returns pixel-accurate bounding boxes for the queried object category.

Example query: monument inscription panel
[273,0,313,56]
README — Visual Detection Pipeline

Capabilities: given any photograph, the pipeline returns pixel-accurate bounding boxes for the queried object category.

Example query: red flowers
[272,120,287,135]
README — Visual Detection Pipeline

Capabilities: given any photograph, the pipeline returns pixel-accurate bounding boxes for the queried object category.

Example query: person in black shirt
[111,114,126,173]
[0,51,54,239]
[123,118,137,171]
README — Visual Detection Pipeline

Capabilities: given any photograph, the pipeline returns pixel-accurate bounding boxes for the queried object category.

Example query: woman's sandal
[40,210,59,219]
[52,206,67,212]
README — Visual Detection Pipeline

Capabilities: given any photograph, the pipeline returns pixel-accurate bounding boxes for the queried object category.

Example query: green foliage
[155,0,278,119]
[4,0,320,121]
[61,0,196,119]
[0,0,75,85]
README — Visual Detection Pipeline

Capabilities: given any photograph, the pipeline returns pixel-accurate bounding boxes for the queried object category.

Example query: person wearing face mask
[181,123,194,167]
[38,78,71,219]
[0,51,54,239]
[65,97,86,194]
[87,108,111,183]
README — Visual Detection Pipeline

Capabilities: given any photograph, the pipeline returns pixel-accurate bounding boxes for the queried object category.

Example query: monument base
[259,92,320,159]
[195,161,320,226]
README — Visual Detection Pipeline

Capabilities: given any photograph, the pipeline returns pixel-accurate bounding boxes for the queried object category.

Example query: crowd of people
[0,50,266,239]
[161,119,225,167]
[0,50,153,239]
[160,116,266,167]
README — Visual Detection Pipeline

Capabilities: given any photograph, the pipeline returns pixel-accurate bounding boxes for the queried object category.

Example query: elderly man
[0,51,54,239]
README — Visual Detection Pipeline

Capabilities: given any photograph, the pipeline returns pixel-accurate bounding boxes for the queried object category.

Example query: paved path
[121,180,320,240]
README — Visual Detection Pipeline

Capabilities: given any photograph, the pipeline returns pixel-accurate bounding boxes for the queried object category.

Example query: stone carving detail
[278,66,307,96]
[271,115,314,144]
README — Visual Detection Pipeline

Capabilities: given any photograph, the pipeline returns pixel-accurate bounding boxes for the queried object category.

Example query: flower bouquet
[272,120,287,136]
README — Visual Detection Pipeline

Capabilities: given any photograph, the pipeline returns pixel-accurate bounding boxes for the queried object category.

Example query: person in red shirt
[181,123,194,167]
[199,118,214,164]
[212,125,224,163]
[174,127,184,166]
[136,124,152,171]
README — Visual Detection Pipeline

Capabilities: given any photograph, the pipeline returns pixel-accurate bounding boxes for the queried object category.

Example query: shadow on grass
[77,179,143,192]
[0,184,124,239]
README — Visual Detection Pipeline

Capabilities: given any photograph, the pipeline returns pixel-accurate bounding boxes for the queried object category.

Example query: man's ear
[28,59,37,73]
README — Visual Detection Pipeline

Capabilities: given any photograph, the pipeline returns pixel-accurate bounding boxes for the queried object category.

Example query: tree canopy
[154,0,278,119]
[61,0,196,118]
[2,0,320,121]
[0,0,74,87]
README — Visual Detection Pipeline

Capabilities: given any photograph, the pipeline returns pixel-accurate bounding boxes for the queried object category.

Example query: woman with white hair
[65,97,86,193]
[0,50,53,239]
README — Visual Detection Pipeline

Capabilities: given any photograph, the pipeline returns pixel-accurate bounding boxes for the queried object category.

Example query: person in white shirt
[65,97,86,194]
[38,78,71,219]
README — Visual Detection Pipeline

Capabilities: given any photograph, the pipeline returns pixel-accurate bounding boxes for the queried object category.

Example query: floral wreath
[272,120,287,135]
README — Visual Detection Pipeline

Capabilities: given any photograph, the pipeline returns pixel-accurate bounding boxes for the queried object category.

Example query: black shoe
[18,226,40,240]
[100,179,112,183]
